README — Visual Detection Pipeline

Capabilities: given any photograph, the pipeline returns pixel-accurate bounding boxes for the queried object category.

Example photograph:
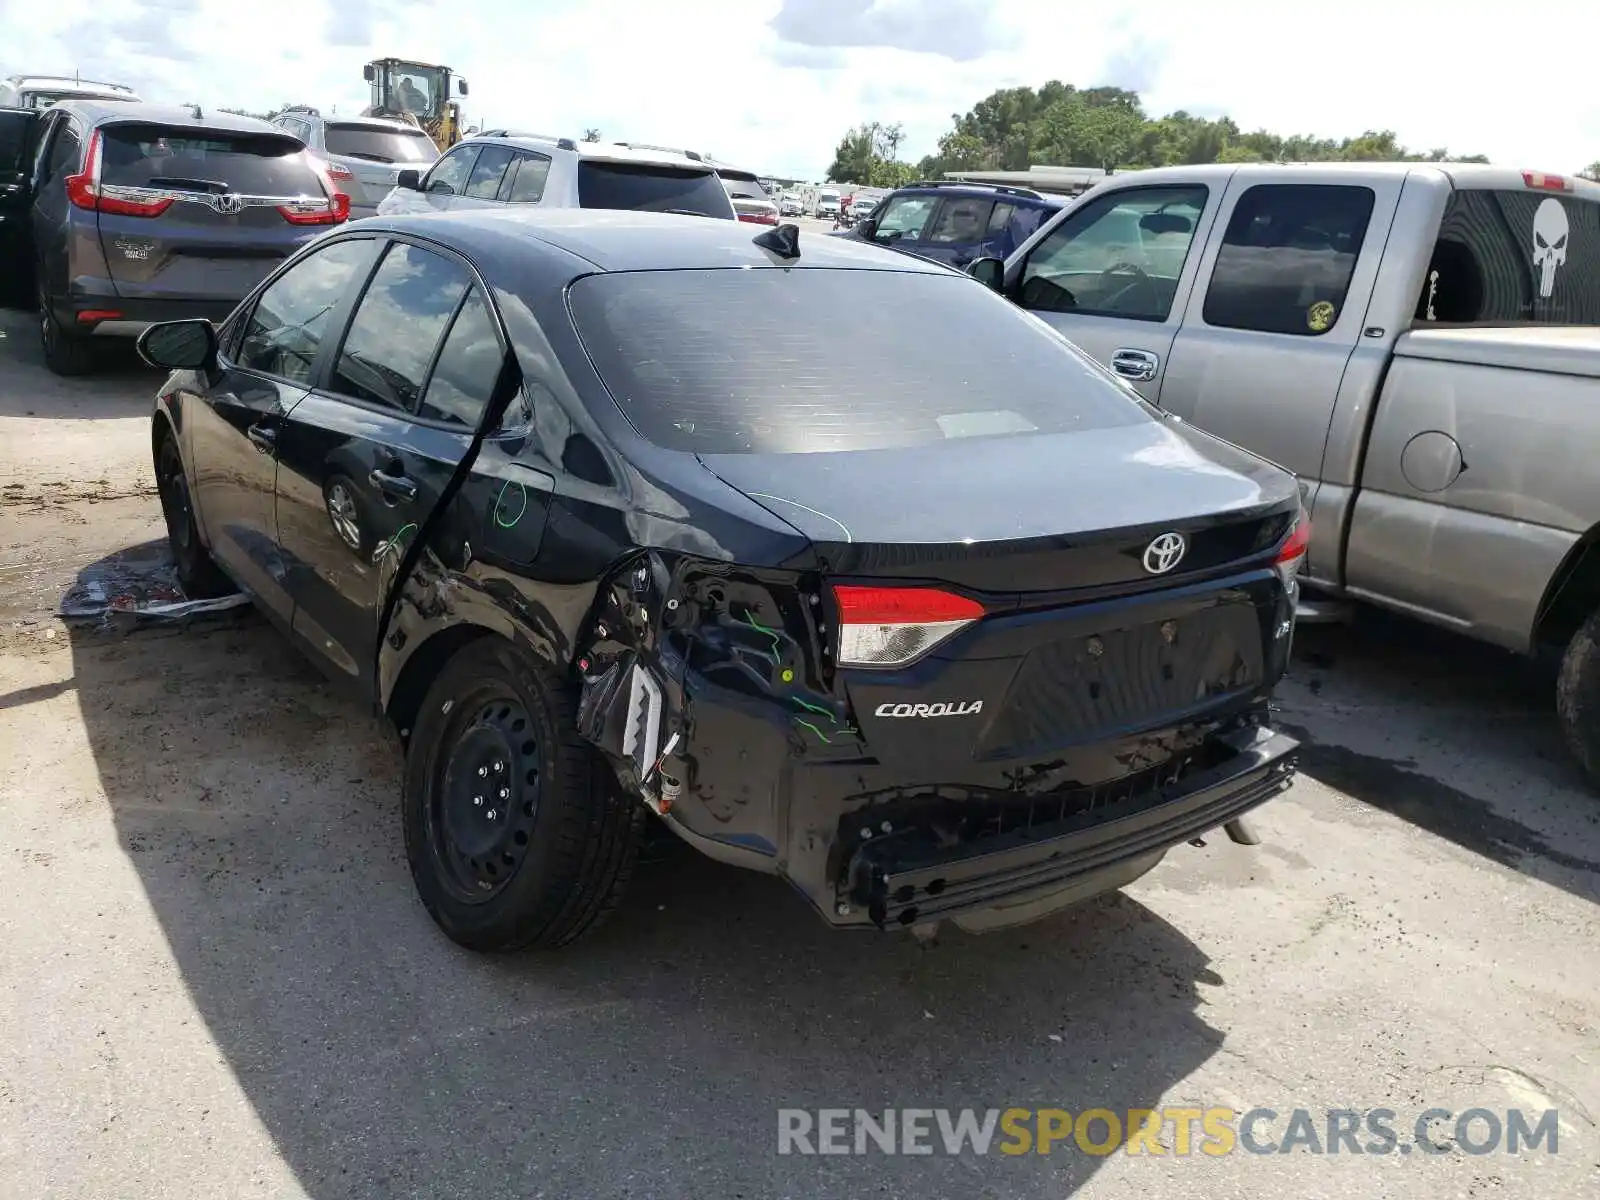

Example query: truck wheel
[38,287,96,377]
[155,430,233,598]
[402,638,644,952]
[1556,607,1600,791]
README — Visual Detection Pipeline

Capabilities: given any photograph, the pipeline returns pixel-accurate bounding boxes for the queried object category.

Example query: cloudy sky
[4,0,1595,179]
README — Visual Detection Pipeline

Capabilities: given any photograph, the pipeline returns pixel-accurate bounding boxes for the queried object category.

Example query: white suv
[376,133,737,220]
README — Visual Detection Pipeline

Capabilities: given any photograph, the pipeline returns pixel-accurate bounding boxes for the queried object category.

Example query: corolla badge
[874,701,984,718]
[1142,532,1187,575]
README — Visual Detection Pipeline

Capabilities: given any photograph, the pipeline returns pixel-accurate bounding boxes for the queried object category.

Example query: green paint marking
[793,718,831,744]
[740,610,782,656]
[789,696,833,718]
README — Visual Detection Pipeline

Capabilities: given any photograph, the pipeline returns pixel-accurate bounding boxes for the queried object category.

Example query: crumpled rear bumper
[823,724,1299,930]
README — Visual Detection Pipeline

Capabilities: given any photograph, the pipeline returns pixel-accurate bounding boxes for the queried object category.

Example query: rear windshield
[577,161,732,217]
[324,123,437,164]
[567,268,1150,454]
[1417,187,1600,325]
[101,124,323,195]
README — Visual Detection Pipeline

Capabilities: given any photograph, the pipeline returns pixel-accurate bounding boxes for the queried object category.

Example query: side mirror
[397,168,421,190]
[966,257,1005,292]
[455,78,470,96]
[856,216,876,238]
[362,64,376,83]
[137,319,217,371]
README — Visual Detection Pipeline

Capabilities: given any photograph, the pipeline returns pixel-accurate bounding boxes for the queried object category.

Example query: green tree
[1579,162,1600,181]
[582,128,602,142]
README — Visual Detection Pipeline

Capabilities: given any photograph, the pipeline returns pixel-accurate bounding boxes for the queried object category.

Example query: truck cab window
[1019,185,1207,320]
[1202,184,1375,337]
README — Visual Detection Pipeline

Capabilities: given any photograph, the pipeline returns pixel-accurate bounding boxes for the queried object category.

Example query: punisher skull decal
[1533,197,1569,299]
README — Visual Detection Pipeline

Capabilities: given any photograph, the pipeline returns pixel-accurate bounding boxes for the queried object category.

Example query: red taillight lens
[1523,170,1573,193]
[325,161,355,183]
[65,131,172,218]
[831,585,985,667]
[737,211,779,225]
[278,192,349,225]
[1274,512,1311,586]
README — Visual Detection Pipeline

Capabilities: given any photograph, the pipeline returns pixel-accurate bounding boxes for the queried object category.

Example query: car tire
[402,638,645,952]
[154,430,234,598]
[37,286,97,377]
[1556,607,1600,792]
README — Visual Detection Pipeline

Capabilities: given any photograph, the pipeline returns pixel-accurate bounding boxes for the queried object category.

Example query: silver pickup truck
[965,162,1600,785]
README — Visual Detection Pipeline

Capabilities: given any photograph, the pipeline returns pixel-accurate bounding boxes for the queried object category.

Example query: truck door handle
[368,466,418,503]
[246,423,276,453]
[1111,349,1160,382]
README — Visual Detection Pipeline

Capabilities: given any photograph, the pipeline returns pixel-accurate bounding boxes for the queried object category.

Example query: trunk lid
[697,420,1298,595]
[91,122,334,302]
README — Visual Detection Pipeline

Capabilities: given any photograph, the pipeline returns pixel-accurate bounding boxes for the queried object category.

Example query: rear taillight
[280,160,351,226]
[1274,512,1311,588]
[1523,170,1573,193]
[324,161,356,184]
[831,585,985,668]
[737,212,779,225]
[65,131,172,218]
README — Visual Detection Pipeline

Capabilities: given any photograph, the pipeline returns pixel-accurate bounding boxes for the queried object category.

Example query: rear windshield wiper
[339,152,394,164]
[145,176,231,193]
[662,207,710,217]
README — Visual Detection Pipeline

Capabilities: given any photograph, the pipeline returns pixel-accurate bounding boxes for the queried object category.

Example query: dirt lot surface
[1,306,1597,1199]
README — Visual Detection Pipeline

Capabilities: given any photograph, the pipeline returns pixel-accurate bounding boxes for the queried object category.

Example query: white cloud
[3,0,1596,179]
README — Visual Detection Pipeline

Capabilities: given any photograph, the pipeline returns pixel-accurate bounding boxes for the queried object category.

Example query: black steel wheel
[37,283,96,377]
[155,430,232,597]
[402,638,644,951]
[429,694,543,902]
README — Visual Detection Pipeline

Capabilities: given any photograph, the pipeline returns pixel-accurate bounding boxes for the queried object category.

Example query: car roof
[52,99,283,136]
[890,181,1067,208]
[360,207,956,276]
[1080,161,1600,203]
[463,134,715,171]
[10,75,137,94]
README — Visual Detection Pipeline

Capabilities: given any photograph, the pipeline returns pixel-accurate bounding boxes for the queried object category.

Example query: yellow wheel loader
[361,58,471,151]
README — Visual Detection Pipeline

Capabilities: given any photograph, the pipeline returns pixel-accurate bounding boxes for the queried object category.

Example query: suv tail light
[1274,509,1311,588]
[832,585,985,667]
[280,158,351,226]
[66,131,173,218]
[324,161,356,184]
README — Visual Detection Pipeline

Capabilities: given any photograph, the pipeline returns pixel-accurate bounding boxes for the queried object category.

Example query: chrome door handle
[1111,348,1160,382]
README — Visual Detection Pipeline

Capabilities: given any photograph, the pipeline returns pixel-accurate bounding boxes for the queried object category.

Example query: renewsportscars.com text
[777,1107,1561,1157]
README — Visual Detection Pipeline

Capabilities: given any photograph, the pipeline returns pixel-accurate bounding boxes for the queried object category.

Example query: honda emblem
[212,193,243,215]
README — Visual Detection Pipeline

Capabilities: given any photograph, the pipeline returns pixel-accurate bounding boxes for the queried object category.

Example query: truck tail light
[66,131,173,218]
[1274,511,1311,588]
[1523,171,1574,193]
[831,585,985,667]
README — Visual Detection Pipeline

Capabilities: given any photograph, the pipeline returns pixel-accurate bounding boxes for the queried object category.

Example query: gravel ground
[0,306,1596,1200]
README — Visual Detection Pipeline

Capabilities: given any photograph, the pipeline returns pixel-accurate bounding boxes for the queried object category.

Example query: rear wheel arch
[1534,529,1600,653]
[383,622,499,745]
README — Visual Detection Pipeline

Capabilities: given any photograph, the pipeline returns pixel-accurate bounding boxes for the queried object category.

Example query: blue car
[832,180,1067,269]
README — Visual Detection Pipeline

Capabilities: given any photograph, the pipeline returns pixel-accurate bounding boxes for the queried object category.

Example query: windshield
[324,124,437,164]
[100,125,324,195]
[567,267,1148,455]
[578,161,733,218]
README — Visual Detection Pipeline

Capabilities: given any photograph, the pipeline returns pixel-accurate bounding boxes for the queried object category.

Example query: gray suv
[0,100,348,375]
[269,106,438,219]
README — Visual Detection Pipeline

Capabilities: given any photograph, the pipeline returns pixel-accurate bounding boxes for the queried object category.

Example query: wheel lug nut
[487,809,498,820]
[498,787,509,799]
[477,766,487,777]
[474,795,483,806]
[493,760,504,772]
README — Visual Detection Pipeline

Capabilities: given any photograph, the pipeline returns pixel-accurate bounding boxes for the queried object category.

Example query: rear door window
[330,242,472,412]
[1202,183,1375,336]
[577,162,732,217]
[926,196,995,245]
[99,125,323,195]
[567,267,1148,455]
[501,152,551,204]
[236,238,379,384]
[464,145,515,200]
[43,120,81,183]
[418,287,503,427]
[1416,187,1600,325]
[323,123,436,164]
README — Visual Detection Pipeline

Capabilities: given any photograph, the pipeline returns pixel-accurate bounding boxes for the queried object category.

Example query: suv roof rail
[279,104,320,116]
[612,140,703,162]
[907,179,1047,201]
[481,129,578,151]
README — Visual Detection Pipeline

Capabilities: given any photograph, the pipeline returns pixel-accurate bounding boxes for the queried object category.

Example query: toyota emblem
[212,193,243,215]
[1142,532,1187,575]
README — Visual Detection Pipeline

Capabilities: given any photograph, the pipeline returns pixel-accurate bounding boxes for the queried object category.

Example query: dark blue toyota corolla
[137,208,1304,951]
